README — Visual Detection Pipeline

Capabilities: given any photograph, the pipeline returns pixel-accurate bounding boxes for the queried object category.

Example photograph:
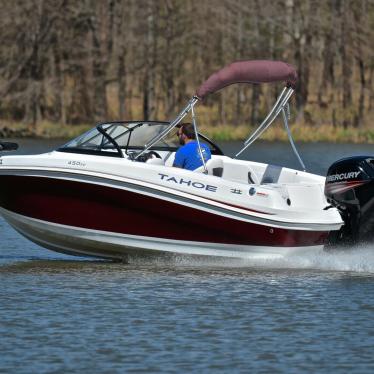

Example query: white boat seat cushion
[221,160,260,184]
[206,158,224,177]
[145,158,165,166]
[193,158,224,176]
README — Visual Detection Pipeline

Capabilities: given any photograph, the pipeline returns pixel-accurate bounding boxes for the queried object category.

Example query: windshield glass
[58,121,223,157]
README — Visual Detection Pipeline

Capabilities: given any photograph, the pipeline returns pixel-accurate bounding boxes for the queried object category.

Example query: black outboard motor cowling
[325,156,374,245]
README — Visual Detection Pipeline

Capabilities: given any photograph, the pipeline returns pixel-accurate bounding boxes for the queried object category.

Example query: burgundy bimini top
[196,60,297,100]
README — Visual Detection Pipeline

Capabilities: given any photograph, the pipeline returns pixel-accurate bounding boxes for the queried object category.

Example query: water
[1,139,374,373]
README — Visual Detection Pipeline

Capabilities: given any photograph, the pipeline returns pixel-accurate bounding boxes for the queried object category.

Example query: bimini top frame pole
[235,87,293,158]
[191,104,207,173]
[243,87,289,147]
[136,60,303,168]
[234,87,306,171]
[135,95,207,172]
[282,104,306,171]
[135,96,199,160]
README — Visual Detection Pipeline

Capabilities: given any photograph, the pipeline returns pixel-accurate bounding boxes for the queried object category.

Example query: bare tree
[0,0,372,130]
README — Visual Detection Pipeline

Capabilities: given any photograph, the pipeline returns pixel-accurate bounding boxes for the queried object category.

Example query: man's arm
[173,148,185,168]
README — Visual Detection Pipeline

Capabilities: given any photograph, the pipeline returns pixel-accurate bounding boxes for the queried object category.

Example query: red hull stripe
[187,192,274,215]
[0,175,328,247]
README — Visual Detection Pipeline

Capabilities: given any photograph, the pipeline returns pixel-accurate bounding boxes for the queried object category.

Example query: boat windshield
[57,121,223,158]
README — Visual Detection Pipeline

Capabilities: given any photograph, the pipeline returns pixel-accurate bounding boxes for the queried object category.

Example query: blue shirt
[173,141,211,171]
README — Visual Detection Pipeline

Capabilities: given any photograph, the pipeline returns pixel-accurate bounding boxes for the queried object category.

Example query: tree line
[0,0,372,130]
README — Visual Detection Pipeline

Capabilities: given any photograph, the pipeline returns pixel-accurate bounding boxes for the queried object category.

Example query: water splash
[127,244,374,274]
[276,244,374,273]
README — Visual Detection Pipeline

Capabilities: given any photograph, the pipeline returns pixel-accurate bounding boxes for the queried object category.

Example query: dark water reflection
[1,139,374,373]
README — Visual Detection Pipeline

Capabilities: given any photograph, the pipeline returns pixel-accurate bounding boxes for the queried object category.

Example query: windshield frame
[57,121,224,158]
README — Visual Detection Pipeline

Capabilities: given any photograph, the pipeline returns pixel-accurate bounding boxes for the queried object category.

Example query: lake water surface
[1,139,374,373]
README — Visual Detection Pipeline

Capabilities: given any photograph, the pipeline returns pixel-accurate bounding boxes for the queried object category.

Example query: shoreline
[0,121,373,144]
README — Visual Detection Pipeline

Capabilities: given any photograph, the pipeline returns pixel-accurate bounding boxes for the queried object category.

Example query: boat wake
[2,246,374,275]
[129,244,374,274]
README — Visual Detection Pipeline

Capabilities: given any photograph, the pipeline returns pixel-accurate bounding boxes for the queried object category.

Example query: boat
[0,60,372,260]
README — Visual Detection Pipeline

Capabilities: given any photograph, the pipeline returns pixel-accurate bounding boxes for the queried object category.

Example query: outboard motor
[325,156,374,245]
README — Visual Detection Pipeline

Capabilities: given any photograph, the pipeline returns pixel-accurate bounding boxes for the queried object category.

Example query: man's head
[177,123,196,145]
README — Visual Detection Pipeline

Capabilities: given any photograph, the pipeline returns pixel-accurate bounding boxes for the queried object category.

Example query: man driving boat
[173,123,211,171]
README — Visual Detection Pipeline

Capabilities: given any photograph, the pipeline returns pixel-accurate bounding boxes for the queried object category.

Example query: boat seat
[261,164,282,184]
[193,158,224,176]
[206,158,224,177]
[221,160,260,184]
[145,157,165,166]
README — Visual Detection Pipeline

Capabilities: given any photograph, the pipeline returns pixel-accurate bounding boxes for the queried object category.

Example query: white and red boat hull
[0,169,335,259]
